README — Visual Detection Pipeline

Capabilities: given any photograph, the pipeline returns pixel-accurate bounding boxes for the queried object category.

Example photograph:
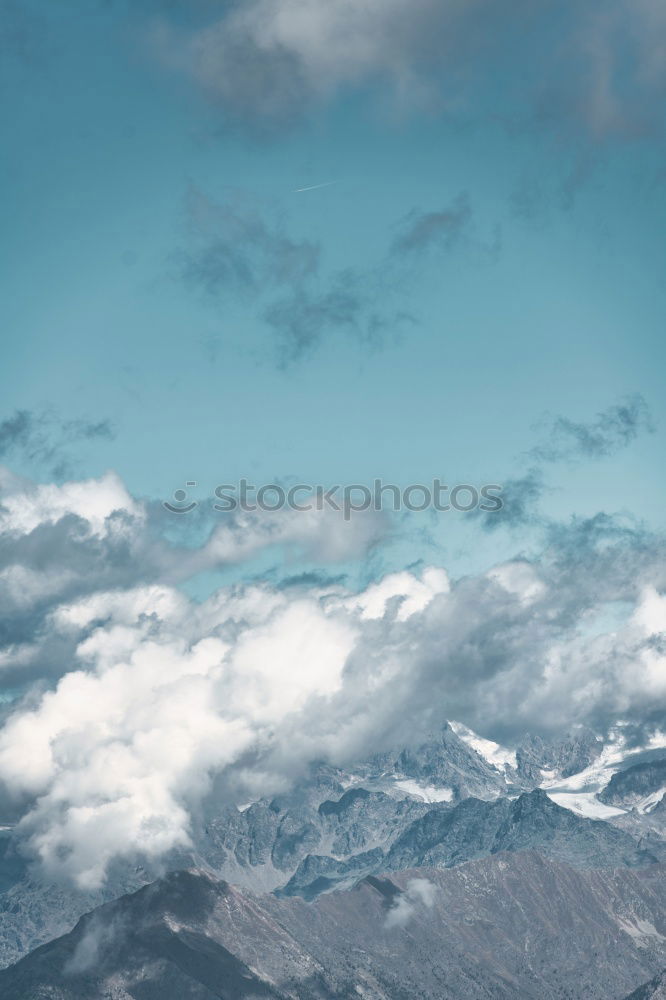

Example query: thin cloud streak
[293,181,337,193]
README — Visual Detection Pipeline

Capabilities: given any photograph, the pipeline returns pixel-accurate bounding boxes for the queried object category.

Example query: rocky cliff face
[281,789,661,899]
[515,727,603,782]
[601,760,666,809]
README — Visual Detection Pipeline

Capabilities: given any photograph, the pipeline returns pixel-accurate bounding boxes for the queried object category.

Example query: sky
[0,0,665,886]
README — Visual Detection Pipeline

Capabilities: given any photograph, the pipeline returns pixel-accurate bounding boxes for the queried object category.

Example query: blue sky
[2,0,666,587]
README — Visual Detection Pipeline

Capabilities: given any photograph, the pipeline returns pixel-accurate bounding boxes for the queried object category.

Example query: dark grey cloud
[530,394,654,463]
[510,152,600,223]
[543,511,662,598]
[276,570,348,590]
[0,509,149,654]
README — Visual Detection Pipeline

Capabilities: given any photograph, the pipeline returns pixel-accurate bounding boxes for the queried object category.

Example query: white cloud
[0,630,254,887]
[385,877,437,929]
[486,561,545,605]
[228,598,357,721]
[0,471,141,537]
[344,566,449,621]
[630,587,666,698]
[64,913,124,976]
[0,580,361,887]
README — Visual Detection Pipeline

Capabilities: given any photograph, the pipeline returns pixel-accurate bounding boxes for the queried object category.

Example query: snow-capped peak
[449,721,517,772]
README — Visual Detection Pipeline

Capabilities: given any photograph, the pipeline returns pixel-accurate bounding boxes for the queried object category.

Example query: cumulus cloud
[0,467,665,886]
[346,566,450,622]
[0,567,363,887]
[152,0,666,140]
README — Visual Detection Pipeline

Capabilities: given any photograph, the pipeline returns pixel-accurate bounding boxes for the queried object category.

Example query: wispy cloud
[176,186,484,364]
[530,394,654,463]
[475,469,546,534]
[390,195,472,256]
[177,186,319,299]
[473,395,655,533]
[0,409,114,480]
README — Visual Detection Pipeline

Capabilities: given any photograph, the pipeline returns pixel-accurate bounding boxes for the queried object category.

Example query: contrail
[293,181,337,193]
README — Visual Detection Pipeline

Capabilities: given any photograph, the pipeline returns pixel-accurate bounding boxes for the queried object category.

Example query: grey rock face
[1,853,665,1000]
[601,760,666,808]
[367,722,512,799]
[515,727,603,782]
[281,789,660,899]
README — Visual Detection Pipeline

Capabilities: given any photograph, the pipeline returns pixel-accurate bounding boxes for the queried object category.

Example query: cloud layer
[0,465,664,886]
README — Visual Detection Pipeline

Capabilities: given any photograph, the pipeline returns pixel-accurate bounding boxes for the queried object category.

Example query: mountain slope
[0,725,663,969]
[0,853,665,1000]
[623,970,666,999]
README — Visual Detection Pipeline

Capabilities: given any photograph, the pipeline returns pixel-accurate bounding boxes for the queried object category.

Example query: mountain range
[1,852,665,999]
[0,721,664,997]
